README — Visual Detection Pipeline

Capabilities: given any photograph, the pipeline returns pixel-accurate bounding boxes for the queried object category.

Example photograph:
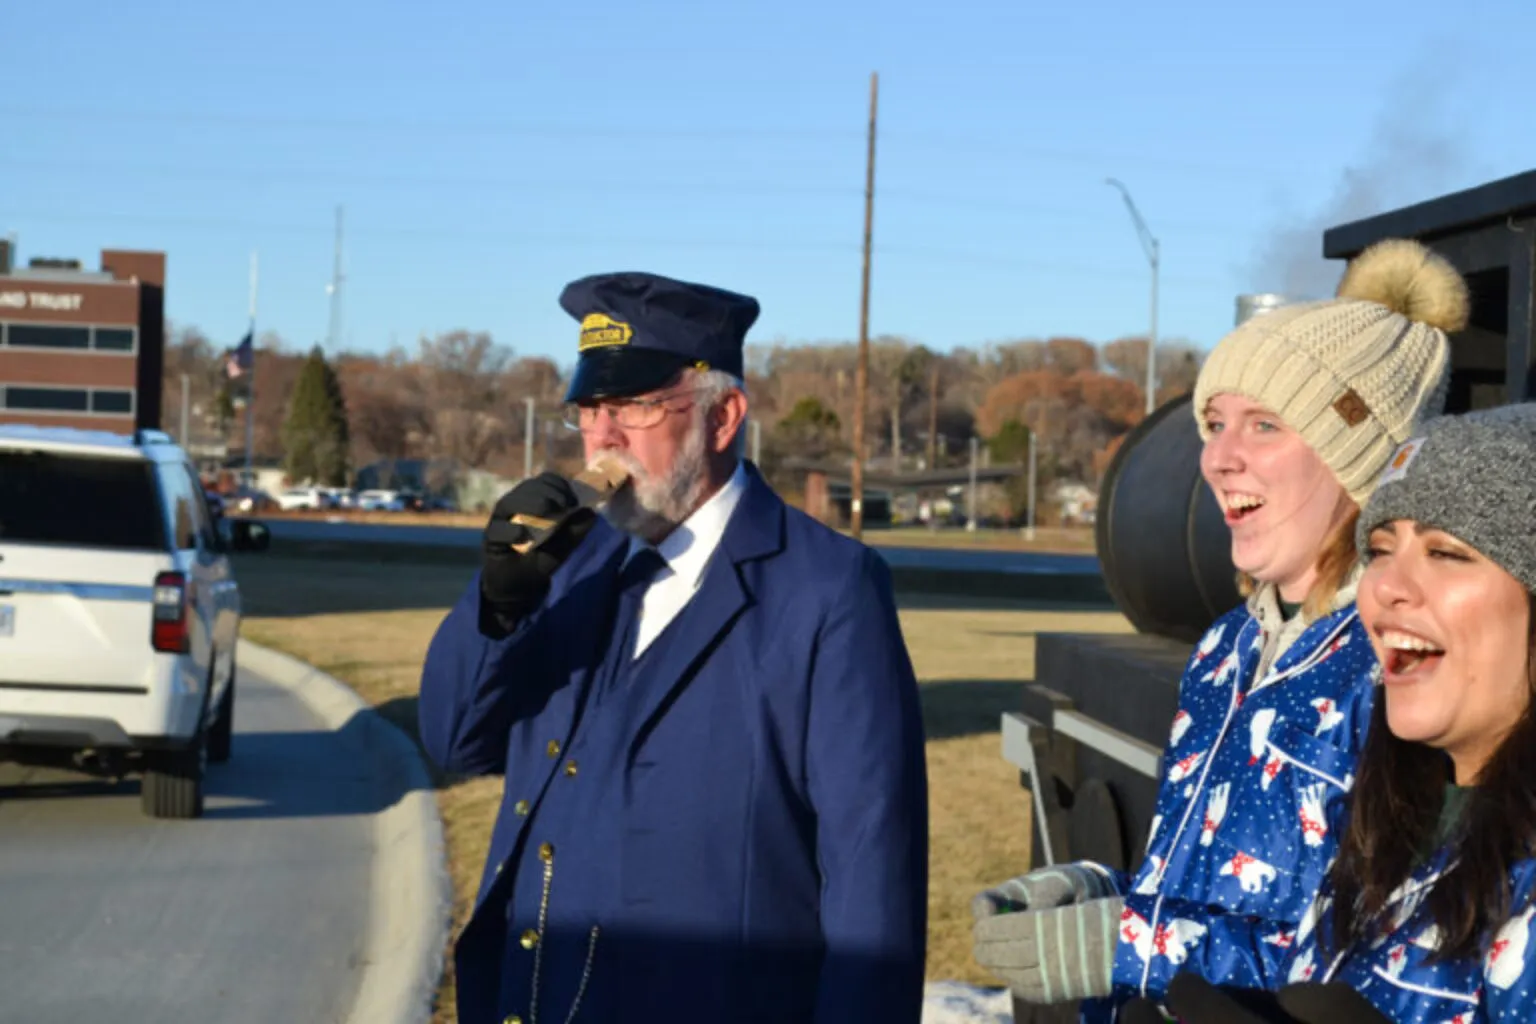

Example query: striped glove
[971,896,1123,1005]
[970,862,1119,919]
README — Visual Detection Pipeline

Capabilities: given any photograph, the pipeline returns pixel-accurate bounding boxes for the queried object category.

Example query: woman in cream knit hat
[971,239,1469,1020]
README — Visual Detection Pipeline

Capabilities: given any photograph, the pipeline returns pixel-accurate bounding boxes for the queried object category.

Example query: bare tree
[415,330,517,470]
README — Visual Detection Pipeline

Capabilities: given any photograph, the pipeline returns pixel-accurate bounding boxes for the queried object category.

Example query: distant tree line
[158,325,1203,515]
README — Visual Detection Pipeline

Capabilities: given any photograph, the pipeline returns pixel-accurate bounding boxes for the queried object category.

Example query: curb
[238,639,452,1024]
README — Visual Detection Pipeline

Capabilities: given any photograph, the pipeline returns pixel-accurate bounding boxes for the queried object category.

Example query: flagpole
[245,251,258,488]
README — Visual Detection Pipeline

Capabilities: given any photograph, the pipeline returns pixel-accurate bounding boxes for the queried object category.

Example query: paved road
[0,665,377,1024]
[257,516,1104,575]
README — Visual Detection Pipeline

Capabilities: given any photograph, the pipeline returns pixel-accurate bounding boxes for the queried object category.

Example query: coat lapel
[624,464,784,742]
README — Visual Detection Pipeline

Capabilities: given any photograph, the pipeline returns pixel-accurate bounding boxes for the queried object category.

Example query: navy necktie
[612,547,667,667]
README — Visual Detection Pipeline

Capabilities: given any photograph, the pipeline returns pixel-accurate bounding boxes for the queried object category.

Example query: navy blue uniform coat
[419,467,929,1024]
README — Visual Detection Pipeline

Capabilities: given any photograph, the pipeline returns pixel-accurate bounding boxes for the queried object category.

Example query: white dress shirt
[623,461,747,658]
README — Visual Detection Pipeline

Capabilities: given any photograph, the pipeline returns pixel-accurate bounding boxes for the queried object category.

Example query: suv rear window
[0,451,167,550]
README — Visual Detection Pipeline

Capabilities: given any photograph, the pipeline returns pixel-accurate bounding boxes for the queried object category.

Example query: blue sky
[4,0,1533,372]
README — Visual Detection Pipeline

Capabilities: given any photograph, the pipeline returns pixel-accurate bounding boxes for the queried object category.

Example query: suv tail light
[152,571,190,653]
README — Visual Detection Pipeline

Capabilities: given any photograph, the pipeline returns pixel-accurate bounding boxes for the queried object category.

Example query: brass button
[505,1016,522,1024]
[564,760,578,777]
[546,740,561,758]
[539,842,554,863]
[514,799,530,816]
[519,928,539,950]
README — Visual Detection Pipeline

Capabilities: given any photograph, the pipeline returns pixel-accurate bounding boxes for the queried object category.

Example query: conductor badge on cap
[579,313,633,350]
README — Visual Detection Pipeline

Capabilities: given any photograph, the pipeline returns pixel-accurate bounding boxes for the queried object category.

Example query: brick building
[0,240,165,434]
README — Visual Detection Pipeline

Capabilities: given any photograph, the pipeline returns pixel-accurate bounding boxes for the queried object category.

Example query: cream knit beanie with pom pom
[1193,238,1467,506]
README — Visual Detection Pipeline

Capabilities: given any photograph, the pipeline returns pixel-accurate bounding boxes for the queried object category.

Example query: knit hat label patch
[1332,389,1370,427]
[1377,437,1427,487]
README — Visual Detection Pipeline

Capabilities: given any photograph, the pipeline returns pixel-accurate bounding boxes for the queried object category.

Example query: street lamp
[1105,178,1159,416]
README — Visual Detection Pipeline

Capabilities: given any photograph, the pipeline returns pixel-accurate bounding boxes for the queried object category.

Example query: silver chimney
[1235,293,1292,326]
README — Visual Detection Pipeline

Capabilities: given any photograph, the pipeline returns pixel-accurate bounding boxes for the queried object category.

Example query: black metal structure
[1004,169,1536,1024]
[1094,394,1240,646]
[1324,168,1536,410]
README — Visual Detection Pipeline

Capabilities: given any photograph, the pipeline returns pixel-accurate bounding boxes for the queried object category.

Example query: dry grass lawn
[235,553,1132,1021]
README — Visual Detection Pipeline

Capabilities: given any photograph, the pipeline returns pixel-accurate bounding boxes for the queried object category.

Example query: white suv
[0,425,270,818]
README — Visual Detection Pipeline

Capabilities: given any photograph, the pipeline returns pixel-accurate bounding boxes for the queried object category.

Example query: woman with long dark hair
[1311,402,1536,1019]
[1123,403,1536,1023]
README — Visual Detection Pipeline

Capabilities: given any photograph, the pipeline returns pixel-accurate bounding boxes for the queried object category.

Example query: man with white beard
[418,271,929,1024]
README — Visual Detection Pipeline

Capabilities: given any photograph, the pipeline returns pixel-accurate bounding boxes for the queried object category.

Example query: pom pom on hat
[1336,238,1470,334]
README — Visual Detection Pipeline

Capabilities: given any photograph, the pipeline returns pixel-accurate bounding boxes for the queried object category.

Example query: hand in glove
[1157,973,1296,1023]
[971,862,1119,919]
[479,472,599,631]
[1119,973,1393,1024]
[1276,981,1394,1024]
[971,896,1122,1005]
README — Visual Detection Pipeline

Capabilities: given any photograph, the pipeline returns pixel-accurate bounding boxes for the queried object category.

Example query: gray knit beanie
[1357,403,1536,592]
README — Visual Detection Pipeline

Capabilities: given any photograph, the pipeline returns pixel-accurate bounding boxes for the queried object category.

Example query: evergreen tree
[988,419,1032,464]
[281,346,351,486]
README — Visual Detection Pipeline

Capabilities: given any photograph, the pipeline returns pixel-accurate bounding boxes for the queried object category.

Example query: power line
[0,159,1248,235]
[0,104,864,142]
[0,104,1287,178]
[0,158,859,200]
[0,207,1235,286]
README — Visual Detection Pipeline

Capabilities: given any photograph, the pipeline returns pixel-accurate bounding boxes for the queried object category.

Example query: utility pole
[180,374,190,448]
[850,71,878,539]
[1026,431,1037,541]
[523,397,536,480]
[751,419,762,465]
[926,362,939,470]
[245,252,258,488]
[967,435,979,533]
[326,205,345,353]
[1105,178,1159,415]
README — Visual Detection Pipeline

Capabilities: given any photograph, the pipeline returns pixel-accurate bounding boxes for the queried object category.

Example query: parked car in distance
[0,426,270,819]
[319,486,356,509]
[275,486,334,511]
[356,488,406,511]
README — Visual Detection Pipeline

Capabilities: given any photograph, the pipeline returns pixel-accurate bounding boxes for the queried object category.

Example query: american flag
[225,331,253,379]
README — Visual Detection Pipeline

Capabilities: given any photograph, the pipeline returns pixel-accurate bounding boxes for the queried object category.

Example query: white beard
[595,414,709,544]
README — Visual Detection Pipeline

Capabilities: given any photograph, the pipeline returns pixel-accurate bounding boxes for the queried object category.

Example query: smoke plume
[1247,61,1477,300]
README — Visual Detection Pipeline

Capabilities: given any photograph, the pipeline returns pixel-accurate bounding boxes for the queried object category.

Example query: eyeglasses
[561,388,707,432]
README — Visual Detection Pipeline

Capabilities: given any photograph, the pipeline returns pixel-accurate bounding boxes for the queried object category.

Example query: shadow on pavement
[201,705,426,820]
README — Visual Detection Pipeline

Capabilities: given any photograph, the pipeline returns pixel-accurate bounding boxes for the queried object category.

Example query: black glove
[1122,974,1393,1024]
[1119,997,1176,1024]
[479,472,598,632]
[1120,974,1300,1024]
[1276,981,1393,1024]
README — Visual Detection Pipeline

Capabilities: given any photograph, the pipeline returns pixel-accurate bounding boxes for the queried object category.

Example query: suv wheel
[207,663,235,764]
[141,737,206,819]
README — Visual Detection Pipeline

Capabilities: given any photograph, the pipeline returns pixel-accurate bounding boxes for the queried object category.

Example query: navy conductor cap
[559,271,760,403]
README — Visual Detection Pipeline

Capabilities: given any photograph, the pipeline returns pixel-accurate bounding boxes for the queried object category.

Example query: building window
[91,390,134,414]
[7,325,91,349]
[0,386,133,417]
[94,328,136,352]
[6,387,90,412]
